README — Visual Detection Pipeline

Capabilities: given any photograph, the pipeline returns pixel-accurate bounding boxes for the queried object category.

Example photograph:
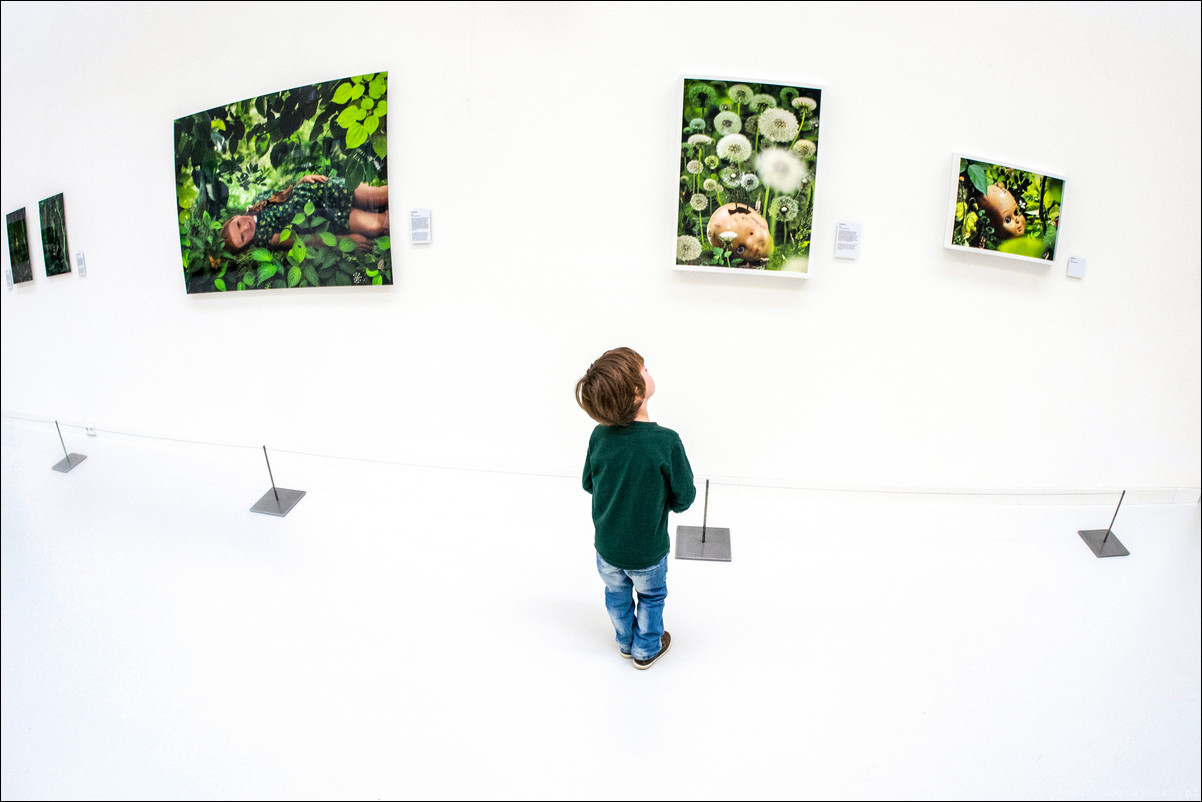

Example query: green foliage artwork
[6,208,33,284]
[38,194,71,277]
[675,78,821,273]
[949,155,1064,263]
[174,72,391,294]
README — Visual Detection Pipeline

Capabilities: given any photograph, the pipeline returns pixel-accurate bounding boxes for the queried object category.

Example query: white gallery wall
[2,1,1199,494]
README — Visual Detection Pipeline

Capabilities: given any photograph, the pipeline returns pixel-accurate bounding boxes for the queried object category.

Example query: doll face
[980,185,1025,238]
[705,203,774,262]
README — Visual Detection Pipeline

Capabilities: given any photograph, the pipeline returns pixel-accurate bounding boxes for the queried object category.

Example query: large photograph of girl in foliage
[947,155,1064,264]
[174,72,390,294]
[675,77,821,275]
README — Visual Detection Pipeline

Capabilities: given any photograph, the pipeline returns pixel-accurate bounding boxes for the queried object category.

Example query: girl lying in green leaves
[220,175,389,253]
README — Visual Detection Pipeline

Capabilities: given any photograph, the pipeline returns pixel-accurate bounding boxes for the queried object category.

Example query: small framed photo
[6,208,33,284]
[38,193,72,277]
[675,76,822,277]
[945,154,1065,265]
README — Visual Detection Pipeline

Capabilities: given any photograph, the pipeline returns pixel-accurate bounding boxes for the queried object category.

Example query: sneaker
[619,649,632,659]
[632,631,671,670]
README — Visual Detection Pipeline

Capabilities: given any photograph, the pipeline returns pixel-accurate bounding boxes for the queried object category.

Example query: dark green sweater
[582,422,696,569]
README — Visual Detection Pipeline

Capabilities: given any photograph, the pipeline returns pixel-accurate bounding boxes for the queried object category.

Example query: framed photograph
[174,72,391,294]
[6,208,33,284]
[38,194,71,277]
[675,76,822,277]
[945,154,1064,264]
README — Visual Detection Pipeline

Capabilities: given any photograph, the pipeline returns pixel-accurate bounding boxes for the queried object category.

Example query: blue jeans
[595,552,667,661]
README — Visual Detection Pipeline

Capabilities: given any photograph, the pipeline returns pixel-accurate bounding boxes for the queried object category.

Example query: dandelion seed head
[771,195,800,222]
[756,147,808,194]
[716,133,753,163]
[713,111,742,135]
[758,108,800,143]
[750,93,777,112]
[676,235,703,262]
[729,84,754,104]
[686,82,718,108]
[792,139,817,159]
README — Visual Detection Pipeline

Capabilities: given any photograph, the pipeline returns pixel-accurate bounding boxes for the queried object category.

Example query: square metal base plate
[675,525,731,561]
[51,453,86,473]
[251,488,305,517]
[1078,528,1130,558]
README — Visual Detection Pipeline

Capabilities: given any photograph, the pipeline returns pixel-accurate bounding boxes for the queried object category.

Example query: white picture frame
[944,153,1066,266]
[674,75,824,279]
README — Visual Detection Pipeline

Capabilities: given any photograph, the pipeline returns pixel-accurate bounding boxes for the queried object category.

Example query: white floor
[2,418,1199,801]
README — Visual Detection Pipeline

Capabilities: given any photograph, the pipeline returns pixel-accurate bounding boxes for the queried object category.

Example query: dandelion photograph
[676,77,822,275]
[174,72,391,294]
[945,154,1064,264]
[38,194,71,277]
[6,208,33,284]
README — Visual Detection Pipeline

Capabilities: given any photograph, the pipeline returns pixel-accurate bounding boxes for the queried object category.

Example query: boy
[576,348,696,669]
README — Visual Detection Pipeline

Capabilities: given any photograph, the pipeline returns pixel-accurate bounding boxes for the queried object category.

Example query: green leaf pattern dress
[249,178,352,248]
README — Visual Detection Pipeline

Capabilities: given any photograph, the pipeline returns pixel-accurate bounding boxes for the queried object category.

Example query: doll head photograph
[947,155,1064,264]
[676,77,821,275]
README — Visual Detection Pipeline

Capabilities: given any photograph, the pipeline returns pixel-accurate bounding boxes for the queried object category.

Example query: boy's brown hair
[576,347,645,426]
